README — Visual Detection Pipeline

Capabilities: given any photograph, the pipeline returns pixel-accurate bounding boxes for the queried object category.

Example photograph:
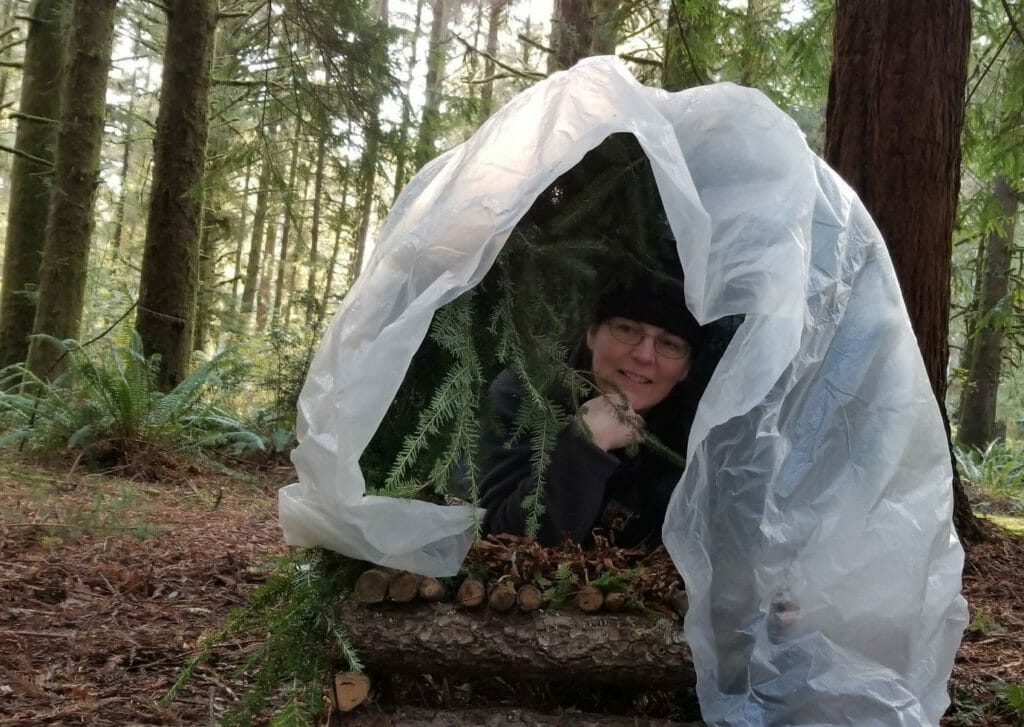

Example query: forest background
[0,0,1022,724]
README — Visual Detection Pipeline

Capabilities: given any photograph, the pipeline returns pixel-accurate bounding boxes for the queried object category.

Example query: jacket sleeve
[477,369,620,545]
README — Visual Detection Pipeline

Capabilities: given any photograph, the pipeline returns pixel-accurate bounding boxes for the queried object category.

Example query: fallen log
[338,600,694,688]
[342,705,704,726]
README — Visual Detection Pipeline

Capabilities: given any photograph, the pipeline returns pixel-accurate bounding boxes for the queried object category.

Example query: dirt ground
[0,455,1022,726]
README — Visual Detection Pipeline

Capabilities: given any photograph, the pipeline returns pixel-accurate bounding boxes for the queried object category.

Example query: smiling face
[586,317,692,414]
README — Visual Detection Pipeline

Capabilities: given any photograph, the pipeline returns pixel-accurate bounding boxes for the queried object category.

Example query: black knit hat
[593,271,702,350]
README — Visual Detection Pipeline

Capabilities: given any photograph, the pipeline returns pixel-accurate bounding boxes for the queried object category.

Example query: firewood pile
[352,533,687,617]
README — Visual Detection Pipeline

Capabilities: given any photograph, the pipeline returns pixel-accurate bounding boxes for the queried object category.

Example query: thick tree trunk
[956,175,1018,450]
[25,0,117,379]
[824,0,984,543]
[135,0,217,391]
[0,0,66,369]
[338,601,694,688]
[255,210,277,331]
[392,0,424,202]
[350,124,380,286]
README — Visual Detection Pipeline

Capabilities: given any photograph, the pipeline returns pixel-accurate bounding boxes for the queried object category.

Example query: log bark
[344,705,703,726]
[338,601,694,688]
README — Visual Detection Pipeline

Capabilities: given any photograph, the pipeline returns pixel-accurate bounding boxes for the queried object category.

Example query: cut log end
[355,568,392,604]
[456,577,486,608]
[388,571,420,603]
[604,591,628,612]
[418,576,446,602]
[487,582,517,612]
[331,671,370,712]
[577,585,604,612]
[516,583,544,612]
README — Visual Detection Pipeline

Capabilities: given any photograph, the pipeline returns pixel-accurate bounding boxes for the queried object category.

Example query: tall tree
[824,0,984,542]
[957,176,1019,449]
[135,0,218,390]
[25,0,118,379]
[416,0,449,169]
[549,0,619,72]
[0,0,66,369]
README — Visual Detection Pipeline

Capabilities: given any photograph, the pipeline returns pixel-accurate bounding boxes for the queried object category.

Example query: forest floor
[0,454,1021,726]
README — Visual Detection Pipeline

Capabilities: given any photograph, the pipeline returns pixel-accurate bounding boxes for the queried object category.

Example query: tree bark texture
[549,0,619,73]
[25,0,117,379]
[823,0,984,543]
[344,706,703,726]
[416,0,448,170]
[956,175,1018,450]
[338,600,695,688]
[135,0,217,390]
[0,0,66,369]
[241,155,272,321]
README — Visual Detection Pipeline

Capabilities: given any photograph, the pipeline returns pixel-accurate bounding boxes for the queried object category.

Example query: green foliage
[997,682,1024,720]
[163,549,362,726]
[954,440,1024,511]
[0,332,263,465]
[589,567,639,594]
[539,562,579,609]
[967,610,1002,635]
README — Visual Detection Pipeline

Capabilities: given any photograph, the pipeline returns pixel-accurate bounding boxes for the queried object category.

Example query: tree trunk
[135,0,217,391]
[0,0,66,369]
[479,0,508,119]
[956,175,1018,450]
[416,0,448,170]
[25,0,117,379]
[255,209,277,331]
[304,131,328,326]
[824,0,984,543]
[349,130,380,287]
[337,600,694,688]
[240,154,273,325]
[272,127,301,325]
[392,0,425,202]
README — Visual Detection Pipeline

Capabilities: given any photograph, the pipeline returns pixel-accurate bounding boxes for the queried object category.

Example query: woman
[478,273,702,547]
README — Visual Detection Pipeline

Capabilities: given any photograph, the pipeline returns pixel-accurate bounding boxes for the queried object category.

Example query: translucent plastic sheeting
[279,56,967,725]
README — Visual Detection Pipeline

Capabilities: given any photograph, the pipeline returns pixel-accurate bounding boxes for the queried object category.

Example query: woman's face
[586,317,692,414]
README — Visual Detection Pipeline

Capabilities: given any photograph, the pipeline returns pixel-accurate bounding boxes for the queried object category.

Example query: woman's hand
[578,394,644,451]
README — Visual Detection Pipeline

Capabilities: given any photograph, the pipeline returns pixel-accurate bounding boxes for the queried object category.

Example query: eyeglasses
[606,318,690,359]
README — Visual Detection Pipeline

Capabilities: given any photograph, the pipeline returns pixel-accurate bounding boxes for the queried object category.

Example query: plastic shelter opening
[279,57,967,726]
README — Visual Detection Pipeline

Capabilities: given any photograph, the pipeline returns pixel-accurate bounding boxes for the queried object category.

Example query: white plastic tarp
[279,56,967,725]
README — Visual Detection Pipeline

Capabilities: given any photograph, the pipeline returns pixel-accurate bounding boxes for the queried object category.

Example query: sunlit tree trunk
[479,0,509,119]
[305,131,328,326]
[272,125,301,324]
[416,0,448,169]
[26,0,118,379]
[392,0,424,201]
[241,153,273,324]
[255,208,277,331]
[824,0,983,543]
[956,175,1018,450]
[0,0,66,369]
[135,0,217,390]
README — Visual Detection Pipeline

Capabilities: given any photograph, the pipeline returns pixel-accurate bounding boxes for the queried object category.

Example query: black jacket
[477,366,693,547]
